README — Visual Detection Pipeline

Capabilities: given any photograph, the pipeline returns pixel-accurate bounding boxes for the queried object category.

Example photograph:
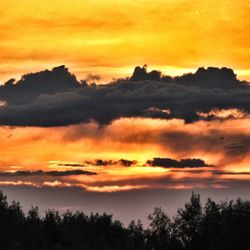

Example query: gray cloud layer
[0,170,97,177]
[0,65,249,126]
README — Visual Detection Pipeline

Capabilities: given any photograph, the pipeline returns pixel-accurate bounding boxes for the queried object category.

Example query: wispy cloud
[0,170,96,177]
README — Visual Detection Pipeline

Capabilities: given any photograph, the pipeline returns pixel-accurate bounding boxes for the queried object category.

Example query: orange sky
[1,117,250,192]
[0,0,250,83]
[0,0,250,196]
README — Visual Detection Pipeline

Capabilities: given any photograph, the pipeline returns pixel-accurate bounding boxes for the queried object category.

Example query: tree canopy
[0,191,250,250]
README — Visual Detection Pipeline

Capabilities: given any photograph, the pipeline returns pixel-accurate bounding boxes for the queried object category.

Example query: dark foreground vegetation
[1,191,250,250]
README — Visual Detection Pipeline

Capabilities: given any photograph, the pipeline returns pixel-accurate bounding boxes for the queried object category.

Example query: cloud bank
[0,170,96,177]
[0,65,249,126]
[82,157,208,168]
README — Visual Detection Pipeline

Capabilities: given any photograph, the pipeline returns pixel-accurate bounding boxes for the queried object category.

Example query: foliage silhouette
[0,191,250,250]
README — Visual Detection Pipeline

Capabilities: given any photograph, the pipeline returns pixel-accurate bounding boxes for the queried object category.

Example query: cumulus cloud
[0,65,249,126]
[147,157,208,168]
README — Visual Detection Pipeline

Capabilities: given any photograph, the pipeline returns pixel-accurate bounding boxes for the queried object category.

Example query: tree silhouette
[1,190,250,250]
[174,192,203,249]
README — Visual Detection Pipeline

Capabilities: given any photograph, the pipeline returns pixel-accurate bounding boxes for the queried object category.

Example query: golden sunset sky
[1,0,250,83]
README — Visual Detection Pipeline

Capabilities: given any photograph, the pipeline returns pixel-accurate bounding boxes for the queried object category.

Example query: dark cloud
[91,159,115,166]
[57,163,86,167]
[118,159,137,167]
[0,65,249,126]
[130,65,162,81]
[0,170,97,177]
[147,157,208,168]
[84,159,137,167]
[1,65,80,105]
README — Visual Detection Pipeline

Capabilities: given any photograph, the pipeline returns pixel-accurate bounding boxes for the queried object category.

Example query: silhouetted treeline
[1,191,250,250]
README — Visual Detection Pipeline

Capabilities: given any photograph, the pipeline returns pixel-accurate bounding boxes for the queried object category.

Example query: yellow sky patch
[0,0,249,82]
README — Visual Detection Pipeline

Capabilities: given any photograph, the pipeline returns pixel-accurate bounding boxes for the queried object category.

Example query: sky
[1,0,250,225]
[1,0,250,83]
